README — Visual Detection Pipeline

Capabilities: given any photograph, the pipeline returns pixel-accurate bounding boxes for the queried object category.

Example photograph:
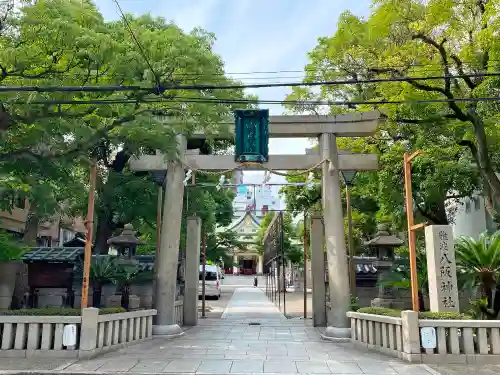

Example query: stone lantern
[107,223,144,262]
[364,224,404,308]
[106,223,144,309]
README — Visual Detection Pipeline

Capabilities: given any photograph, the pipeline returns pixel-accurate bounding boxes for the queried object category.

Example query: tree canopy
[0,0,251,247]
[283,0,500,236]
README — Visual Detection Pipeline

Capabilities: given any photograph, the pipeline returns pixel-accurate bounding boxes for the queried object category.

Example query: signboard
[237,185,247,195]
[420,327,437,349]
[234,109,269,163]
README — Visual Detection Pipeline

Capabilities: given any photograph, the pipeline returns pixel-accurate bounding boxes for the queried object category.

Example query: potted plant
[113,263,140,310]
[90,256,117,308]
[0,231,27,310]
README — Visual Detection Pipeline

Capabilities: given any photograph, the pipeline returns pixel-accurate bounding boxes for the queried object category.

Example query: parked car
[198,264,221,300]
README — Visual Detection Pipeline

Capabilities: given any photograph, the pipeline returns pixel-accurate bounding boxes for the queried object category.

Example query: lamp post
[340,170,357,297]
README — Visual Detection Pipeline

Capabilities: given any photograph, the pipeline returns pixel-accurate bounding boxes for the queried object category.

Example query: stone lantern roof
[107,224,145,246]
[364,224,404,248]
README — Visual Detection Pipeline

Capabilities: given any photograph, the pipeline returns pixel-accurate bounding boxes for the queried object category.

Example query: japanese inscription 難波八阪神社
[437,230,457,309]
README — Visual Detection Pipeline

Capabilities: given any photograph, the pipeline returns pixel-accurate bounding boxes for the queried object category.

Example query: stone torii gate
[129,111,381,340]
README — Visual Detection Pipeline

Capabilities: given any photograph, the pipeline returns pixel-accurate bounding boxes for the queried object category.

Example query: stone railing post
[401,310,421,361]
[79,307,99,356]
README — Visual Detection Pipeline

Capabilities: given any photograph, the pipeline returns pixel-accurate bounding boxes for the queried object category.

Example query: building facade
[446,195,495,239]
[0,198,86,245]
[221,210,264,275]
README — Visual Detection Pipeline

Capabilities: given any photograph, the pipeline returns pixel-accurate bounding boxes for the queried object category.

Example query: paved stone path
[48,287,438,374]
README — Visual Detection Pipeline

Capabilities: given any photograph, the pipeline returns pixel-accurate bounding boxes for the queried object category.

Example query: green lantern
[234,109,269,163]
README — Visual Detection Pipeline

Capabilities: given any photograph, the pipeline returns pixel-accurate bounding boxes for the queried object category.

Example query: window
[465,200,471,213]
[199,271,218,281]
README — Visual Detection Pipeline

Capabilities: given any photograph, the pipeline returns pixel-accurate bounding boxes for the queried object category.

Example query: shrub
[356,307,401,317]
[349,295,360,312]
[0,307,126,316]
[418,311,472,320]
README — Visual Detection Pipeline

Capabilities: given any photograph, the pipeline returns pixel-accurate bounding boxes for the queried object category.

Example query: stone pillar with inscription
[424,225,459,312]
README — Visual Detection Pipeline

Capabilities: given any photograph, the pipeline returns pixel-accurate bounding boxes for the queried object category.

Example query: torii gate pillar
[320,133,351,341]
[153,134,186,337]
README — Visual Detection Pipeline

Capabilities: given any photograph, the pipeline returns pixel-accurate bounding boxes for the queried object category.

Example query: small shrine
[107,223,144,261]
[364,224,404,308]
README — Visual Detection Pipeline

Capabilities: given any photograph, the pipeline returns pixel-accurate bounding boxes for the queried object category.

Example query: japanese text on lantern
[438,230,456,309]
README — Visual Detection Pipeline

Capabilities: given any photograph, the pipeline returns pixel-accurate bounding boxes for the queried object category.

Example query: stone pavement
[42,287,438,374]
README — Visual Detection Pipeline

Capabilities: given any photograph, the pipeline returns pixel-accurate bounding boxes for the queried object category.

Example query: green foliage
[256,212,303,264]
[466,298,491,320]
[280,168,379,249]
[357,307,471,320]
[89,256,117,285]
[455,231,500,319]
[284,0,500,227]
[357,307,401,317]
[377,247,429,294]
[205,230,245,266]
[0,307,126,316]
[0,0,250,249]
[113,263,141,288]
[418,311,472,320]
[0,231,27,261]
[349,295,360,312]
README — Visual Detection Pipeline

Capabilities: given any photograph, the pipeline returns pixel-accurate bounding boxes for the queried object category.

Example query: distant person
[254,276,258,287]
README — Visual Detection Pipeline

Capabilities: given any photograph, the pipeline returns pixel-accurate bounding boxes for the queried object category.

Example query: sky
[96,0,370,197]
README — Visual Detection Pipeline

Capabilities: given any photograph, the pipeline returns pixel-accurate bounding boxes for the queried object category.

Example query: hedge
[355,307,472,320]
[0,307,126,316]
[419,311,472,320]
[356,307,401,317]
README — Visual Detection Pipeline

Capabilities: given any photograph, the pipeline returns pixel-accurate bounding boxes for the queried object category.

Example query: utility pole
[403,151,425,312]
[303,211,307,319]
[81,162,97,309]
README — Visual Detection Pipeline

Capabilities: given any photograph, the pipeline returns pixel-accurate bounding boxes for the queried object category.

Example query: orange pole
[303,212,307,319]
[403,152,420,312]
[81,162,97,309]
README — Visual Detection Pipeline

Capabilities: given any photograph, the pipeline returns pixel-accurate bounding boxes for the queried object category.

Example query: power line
[11,60,500,80]
[112,0,161,92]
[5,94,500,107]
[1,72,500,94]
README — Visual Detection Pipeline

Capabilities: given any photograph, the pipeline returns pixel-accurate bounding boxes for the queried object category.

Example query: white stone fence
[0,308,157,358]
[347,311,500,364]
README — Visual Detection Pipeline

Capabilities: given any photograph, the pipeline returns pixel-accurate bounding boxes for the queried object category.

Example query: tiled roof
[23,247,84,263]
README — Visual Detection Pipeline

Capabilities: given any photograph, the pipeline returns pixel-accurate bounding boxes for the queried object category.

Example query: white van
[199,264,221,300]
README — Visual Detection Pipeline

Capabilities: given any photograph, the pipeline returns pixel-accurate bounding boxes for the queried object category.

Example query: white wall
[447,196,488,239]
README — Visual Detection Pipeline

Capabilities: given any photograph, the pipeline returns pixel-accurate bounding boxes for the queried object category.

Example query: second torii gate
[129,111,381,340]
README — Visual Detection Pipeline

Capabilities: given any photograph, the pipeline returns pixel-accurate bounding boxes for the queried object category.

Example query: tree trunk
[11,205,40,308]
[418,290,425,312]
[94,211,115,254]
[22,206,40,245]
[469,110,500,224]
[92,285,102,308]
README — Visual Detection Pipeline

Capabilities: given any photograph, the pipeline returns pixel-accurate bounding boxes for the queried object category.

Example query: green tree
[205,230,245,266]
[256,212,302,264]
[455,231,500,319]
[280,168,379,248]
[0,1,251,247]
[284,0,500,226]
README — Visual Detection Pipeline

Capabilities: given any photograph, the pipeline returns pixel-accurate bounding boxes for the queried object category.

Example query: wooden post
[303,212,307,319]
[403,151,425,312]
[81,162,97,309]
